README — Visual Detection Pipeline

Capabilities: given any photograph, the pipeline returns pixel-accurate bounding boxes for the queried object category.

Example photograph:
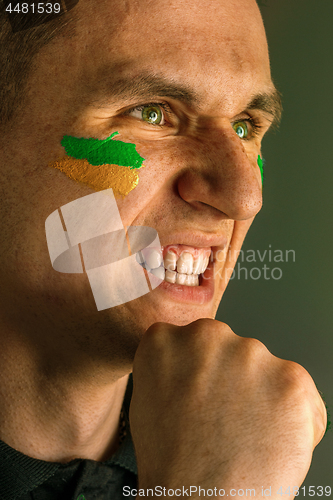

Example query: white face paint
[45,189,163,311]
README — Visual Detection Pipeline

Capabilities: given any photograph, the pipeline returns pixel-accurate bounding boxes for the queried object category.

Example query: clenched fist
[129,319,327,499]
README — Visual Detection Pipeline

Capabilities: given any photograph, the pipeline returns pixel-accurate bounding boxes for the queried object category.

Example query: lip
[160,231,229,251]
[150,259,216,305]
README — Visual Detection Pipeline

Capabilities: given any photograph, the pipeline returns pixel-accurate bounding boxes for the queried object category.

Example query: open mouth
[137,244,213,287]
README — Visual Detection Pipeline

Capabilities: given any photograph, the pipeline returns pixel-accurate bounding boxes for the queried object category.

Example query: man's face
[0,0,277,363]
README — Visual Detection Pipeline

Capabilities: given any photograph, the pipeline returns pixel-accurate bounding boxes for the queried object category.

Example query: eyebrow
[90,72,200,107]
[91,71,282,128]
[247,89,283,129]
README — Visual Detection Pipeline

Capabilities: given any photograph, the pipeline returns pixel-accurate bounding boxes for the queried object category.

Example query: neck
[0,326,130,463]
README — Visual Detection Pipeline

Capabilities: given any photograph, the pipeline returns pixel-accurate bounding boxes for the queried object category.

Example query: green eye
[233,121,248,139]
[142,105,163,125]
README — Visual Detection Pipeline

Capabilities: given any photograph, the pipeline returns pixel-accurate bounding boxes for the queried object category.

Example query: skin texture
[0,0,326,485]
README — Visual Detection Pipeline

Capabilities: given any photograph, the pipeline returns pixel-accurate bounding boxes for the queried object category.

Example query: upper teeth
[164,250,209,275]
[136,247,211,286]
[140,247,163,270]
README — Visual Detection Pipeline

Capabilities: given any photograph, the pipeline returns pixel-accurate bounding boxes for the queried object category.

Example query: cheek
[48,132,147,198]
[48,156,142,198]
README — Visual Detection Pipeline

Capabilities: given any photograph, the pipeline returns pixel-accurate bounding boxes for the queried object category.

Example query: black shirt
[0,374,137,500]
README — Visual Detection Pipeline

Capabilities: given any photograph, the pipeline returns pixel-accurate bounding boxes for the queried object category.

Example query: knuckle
[316,397,328,444]
[238,336,269,361]
[187,317,219,333]
[281,361,312,391]
[191,318,232,332]
[143,322,175,344]
[145,321,171,336]
[184,319,234,345]
[313,397,328,445]
[216,320,234,335]
[136,322,173,360]
[269,361,308,402]
[277,361,318,411]
[278,362,328,446]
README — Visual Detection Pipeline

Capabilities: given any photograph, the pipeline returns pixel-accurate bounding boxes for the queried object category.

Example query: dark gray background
[217,0,333,491]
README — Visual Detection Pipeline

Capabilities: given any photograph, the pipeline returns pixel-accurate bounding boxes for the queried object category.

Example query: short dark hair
[0,3,78,126]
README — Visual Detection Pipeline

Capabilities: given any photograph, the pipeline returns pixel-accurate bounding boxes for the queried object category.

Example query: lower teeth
[164,270,199,286]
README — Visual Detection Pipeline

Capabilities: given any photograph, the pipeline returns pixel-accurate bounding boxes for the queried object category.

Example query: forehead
[68,0,272,115]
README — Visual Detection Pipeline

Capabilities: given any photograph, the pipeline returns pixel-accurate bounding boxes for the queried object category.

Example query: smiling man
[0,0,327,499]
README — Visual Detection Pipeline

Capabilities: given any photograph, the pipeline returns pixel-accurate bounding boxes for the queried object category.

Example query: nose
[176,127,263,221]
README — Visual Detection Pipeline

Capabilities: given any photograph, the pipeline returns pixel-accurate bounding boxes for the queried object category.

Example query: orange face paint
[49,132,145,197]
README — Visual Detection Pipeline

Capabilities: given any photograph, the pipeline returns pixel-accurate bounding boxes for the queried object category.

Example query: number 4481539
[5,3,61,14]
[277,486,331,496]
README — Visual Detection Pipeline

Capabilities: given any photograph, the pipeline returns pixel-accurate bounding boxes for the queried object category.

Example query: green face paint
[257,155,265,185]
[61,132,145,169]
[49,132,145,197]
